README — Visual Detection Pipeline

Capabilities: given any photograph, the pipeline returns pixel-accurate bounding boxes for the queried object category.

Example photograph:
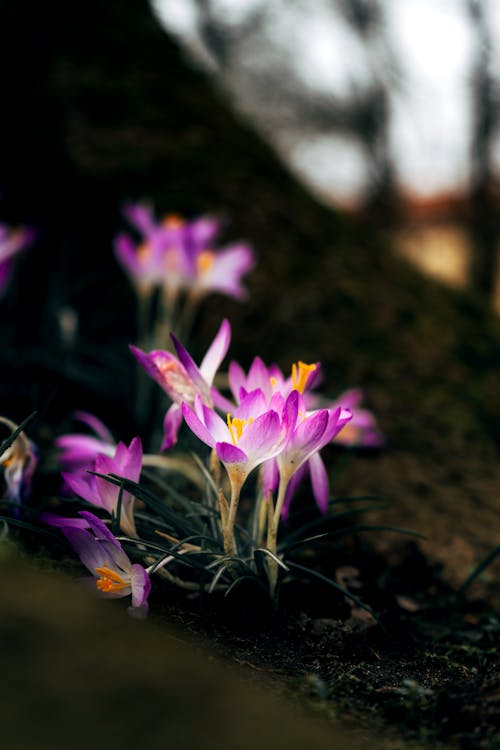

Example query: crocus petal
[322,407,352,446]
[200,404,230,443]
[335,388,363,410]
[117,436,142,480]
[282,390,299,434]
[228,360,246,402]
[308,452,329,513]
[293,410,328,451]
[199,319,231,385]
[261,459,279,496]
[63,471,102,508]
[72,411,114,443]
[114,233,142,278]
[247,357,269,391]
[281,466,307,520]
[123,202,156,235]
[130,564,152,608]
[211,386,235,414]
[56,435,115,468]
[162,403,183,450]
[170,334,206,394]
[216,441,247,465]
[234,388,268,421]
[200,244,255,299]
[41,512,90,529]
[238,410,283,466]
[78,511,122,547]
[62,527,109,573]
[182,403,216,449]
[188,216,221,248]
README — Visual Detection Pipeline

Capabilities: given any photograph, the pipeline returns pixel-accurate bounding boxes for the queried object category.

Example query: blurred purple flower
[115,203,255,301]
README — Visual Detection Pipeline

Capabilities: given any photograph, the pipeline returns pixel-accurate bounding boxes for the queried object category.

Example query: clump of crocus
[63,437,142,538]
[131,318,231,449]
[182,389,287,554]
[0,416,38,513]
[0,222,34,297]
[44,511,151,618]
[115,203,255,345]
[228,357,384,514]
[229,357,384,449]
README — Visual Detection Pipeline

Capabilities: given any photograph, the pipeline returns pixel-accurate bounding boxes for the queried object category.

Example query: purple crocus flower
[44,510,151,618]
[63,437,142,538]
[182,389,285,490]
[130,318,231,450]
[0,417,38,512]
[115,203,255,303]
[229,357,383,450]
[0,224,34,297]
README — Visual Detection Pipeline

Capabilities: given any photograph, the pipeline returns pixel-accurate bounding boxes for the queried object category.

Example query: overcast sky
[152,0,500,208]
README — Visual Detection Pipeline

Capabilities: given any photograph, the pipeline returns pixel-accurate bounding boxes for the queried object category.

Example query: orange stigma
[95,565,128,593]
[226,414,254,445]
[291,361,316,394]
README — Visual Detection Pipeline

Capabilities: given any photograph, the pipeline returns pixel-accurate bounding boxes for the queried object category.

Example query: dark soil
[144,540,499,750]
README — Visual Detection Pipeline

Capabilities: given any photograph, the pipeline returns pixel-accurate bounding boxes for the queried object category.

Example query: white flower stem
[222,474,243,556]
[267,475,290,599]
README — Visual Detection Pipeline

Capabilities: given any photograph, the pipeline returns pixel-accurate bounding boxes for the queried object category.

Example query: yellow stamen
[226,414,254,445]
[95,565,128,593]
[291,361,316,394]
[196,250,215,275]
[269,376,278,388]
[162,213,184,229]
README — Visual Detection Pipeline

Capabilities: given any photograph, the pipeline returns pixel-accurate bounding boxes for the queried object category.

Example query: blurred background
[154,0,500,305]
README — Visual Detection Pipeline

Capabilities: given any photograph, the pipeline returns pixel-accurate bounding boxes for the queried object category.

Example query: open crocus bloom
[56,411,116,473]
[44,511,151,618]
[131,318,231,450]
[0,417,38,511]
[63,437,142,538]
[0,223,34,297]
[229,357,383,449]
[183,389,285,490]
